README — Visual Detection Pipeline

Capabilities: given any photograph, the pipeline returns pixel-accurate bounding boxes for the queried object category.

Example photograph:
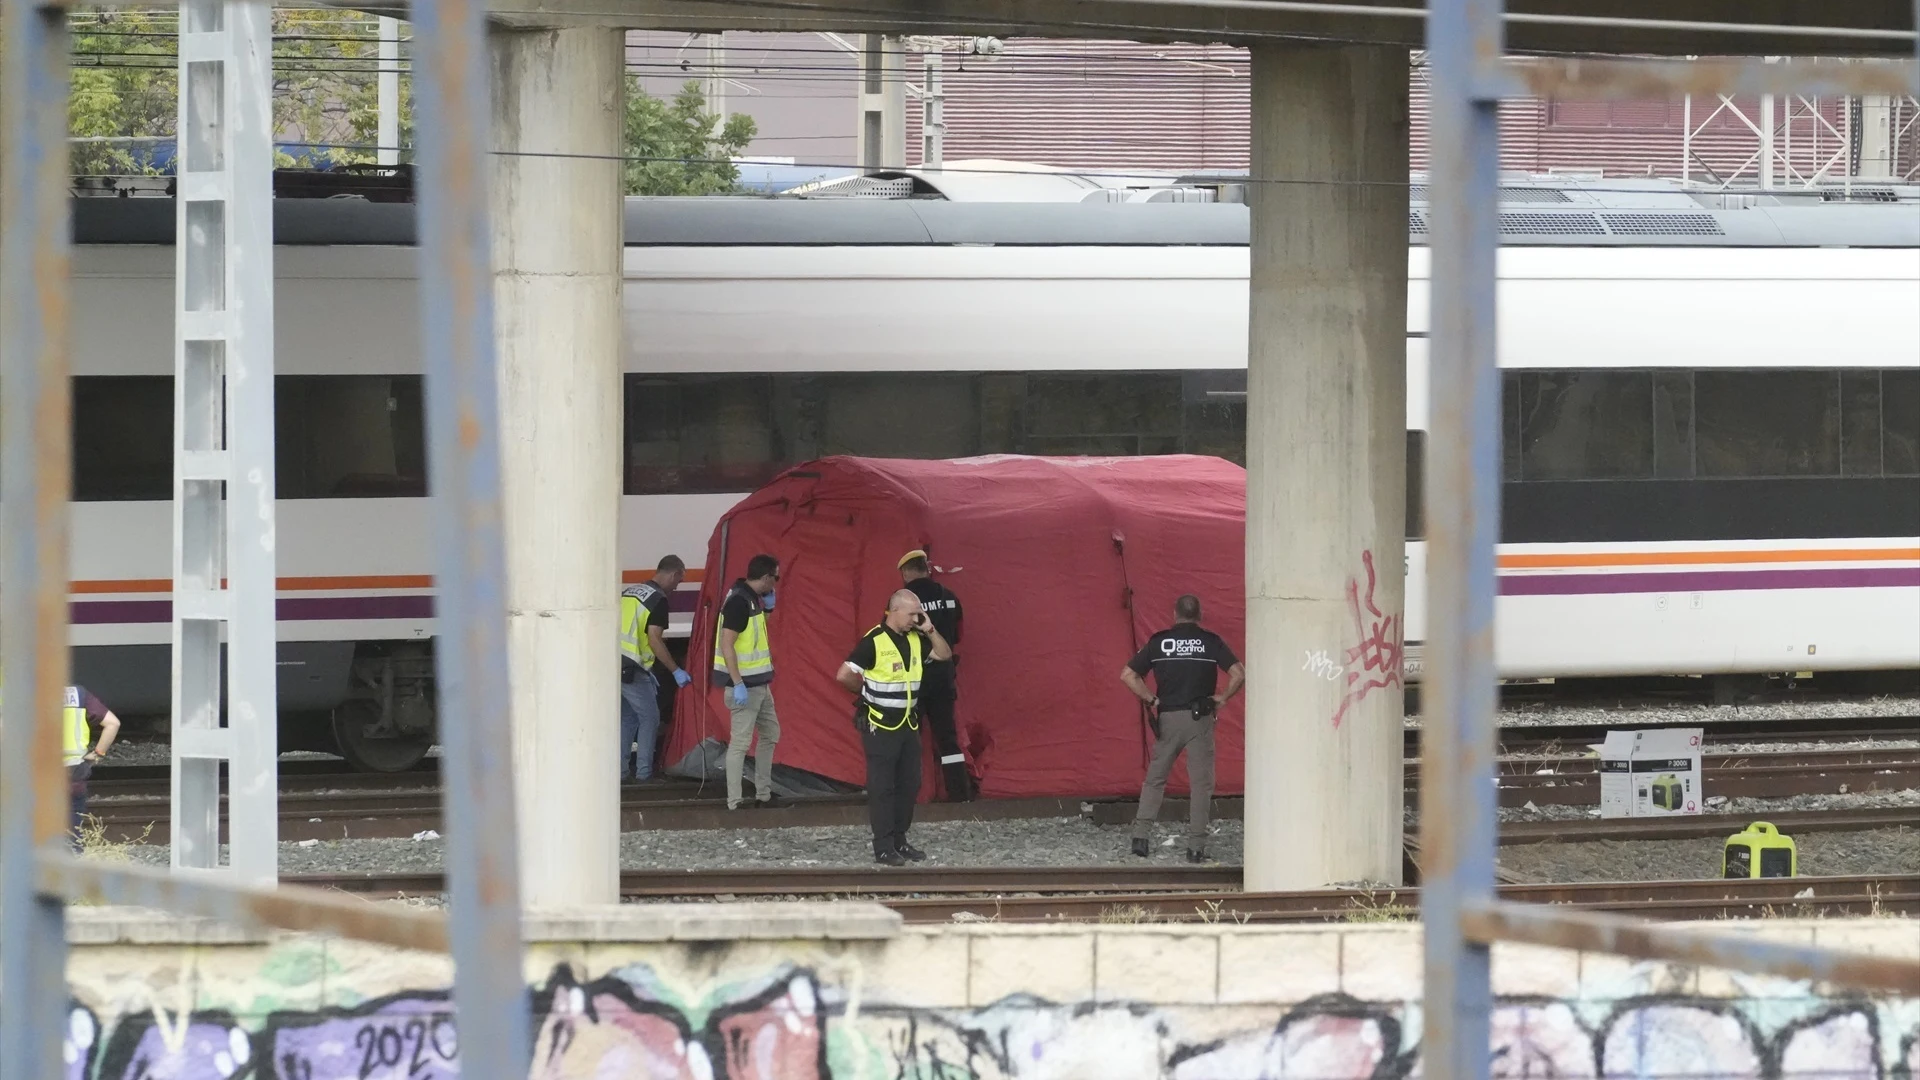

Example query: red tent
[664,455,1246,800]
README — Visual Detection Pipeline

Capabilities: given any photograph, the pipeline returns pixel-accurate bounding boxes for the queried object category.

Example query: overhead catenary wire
[69,136,1911,199]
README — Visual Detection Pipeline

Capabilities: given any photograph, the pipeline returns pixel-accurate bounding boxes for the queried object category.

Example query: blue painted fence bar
[1419,1,1920,1076]
[409,0,537,1075]
[2,1,532,1075]
[0,5,78,1078]
[1419,0,1503,1077]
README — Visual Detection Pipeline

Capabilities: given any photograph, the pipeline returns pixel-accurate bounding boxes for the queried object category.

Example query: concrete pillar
[1244,45,1409,891]
[490,26,625,908]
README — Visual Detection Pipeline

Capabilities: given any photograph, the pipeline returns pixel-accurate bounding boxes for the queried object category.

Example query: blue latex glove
[730,682,749,707]
[673,668,692,688]
[761,589,777,611]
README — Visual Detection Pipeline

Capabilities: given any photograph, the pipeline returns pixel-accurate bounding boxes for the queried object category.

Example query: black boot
[875,848,907,867]
[896,841,927,862]
[1185,848,1208,864]
[1130,837,1150,858]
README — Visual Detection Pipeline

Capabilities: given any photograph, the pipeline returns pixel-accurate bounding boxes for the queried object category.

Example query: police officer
[620,554,693,782]
[1120,595,1244,863]
[836,589,953,866]
[714,553,781,810]
[897,549,970,801]
[63,685,121,850]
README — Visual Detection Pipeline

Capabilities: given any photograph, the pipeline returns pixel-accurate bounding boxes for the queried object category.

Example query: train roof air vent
[1409,210,1428,233]
[1498,211,1607,235]
[1599,212,1725,236]
[1408,184,1575,205]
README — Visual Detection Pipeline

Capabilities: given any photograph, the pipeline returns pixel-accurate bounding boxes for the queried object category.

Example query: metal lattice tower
[170,0,278,883]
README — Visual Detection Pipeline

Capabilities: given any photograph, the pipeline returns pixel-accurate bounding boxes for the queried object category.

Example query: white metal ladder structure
[170,0,278,883]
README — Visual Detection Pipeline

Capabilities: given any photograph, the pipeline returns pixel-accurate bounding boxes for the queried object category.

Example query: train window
[277,376,427,498]
[1884,369,1920,476]
[1405,429,1426,540]
[774,373,981,461]
[1696,370,1840,478]
[73,376,173,501]
[623,371,1245,495]
[1025,374,1184,447]
[1501,372,1521,481]
[626,375,778,495]
[1840,370,1884,477]
[1652,370,1694,479]
[1516,370,1654,480]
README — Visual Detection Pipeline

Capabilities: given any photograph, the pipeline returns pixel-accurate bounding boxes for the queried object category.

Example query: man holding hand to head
[837,590,952,866]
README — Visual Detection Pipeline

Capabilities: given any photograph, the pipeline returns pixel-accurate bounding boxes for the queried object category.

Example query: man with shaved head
[836,589,954,865]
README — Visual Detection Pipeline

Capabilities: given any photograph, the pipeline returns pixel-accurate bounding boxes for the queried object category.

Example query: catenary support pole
[1243,44,1410,891]
[1421,0,1503,1075]
[379,15,402,166]
[411,0,534,1075]
[0,4,75,1075]
[490,26,626,909]
[170,0,279,886]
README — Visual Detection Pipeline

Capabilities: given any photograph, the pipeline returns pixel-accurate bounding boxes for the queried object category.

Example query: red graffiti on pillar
[1331,550,1403,729]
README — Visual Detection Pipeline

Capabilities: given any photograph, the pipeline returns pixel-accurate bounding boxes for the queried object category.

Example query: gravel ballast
[110,816,1244,875]
[1446,693,1920,729]
[1498,827,1920,884]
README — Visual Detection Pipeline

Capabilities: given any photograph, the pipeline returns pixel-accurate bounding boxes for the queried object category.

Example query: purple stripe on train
[71,595,436,625]
[1501,566,1920,596]
[70,566,1918,626]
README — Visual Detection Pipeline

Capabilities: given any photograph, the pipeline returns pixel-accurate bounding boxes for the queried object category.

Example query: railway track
[1410,713,1920,756]
[282,867,1920,924]
[85,720,1920,842]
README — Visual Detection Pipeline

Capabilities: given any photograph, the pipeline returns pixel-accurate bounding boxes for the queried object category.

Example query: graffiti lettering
[59,967,1919,1078]
[1302,650,1344,682]
[1331,550,1403,729]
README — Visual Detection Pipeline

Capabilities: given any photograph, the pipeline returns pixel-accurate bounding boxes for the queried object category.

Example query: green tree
[30,13,759,194]
[623,78,757,196]
[65,7,179,175]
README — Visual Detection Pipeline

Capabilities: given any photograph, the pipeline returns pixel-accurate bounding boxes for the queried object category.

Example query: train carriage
[64,179,1920,769]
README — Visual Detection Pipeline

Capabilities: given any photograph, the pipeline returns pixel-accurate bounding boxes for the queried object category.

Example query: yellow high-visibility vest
[859,627,923,732]
[620,584,659,669]
[712,584,773,681]
[62,686,90,767]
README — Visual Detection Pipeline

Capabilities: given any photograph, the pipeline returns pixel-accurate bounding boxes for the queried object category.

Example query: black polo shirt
[1127,624,1239,712]
[902,577,962,649]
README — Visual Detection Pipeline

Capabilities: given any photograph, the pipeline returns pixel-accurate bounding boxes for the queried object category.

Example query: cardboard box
[1598,728,1703,818]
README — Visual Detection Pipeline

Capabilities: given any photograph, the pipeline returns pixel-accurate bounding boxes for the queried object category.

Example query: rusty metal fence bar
[408,0,536,1075]
[1420,2,1920,1077]
[1418,1,1504,1078]
[2,1,531,1076]
[0,5,78,1076]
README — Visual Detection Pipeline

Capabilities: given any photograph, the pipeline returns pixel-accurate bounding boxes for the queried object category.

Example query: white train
[66,181,1920,769]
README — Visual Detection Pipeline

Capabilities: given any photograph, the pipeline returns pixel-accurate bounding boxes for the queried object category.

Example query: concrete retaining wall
[45,904,1920,1078]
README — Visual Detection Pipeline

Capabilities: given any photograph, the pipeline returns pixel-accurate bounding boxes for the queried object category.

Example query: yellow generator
[1723,821,1797,878]
[1649,773,1684,812]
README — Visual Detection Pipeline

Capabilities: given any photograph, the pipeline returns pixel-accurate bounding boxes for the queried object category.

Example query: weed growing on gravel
[1193,899,1250,925]
[77,815,150,862]
[69,816,154,906]
[1099,903,1160,925]
[1345,891,1415,922]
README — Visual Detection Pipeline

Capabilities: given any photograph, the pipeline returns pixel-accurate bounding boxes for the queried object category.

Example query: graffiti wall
[50,915,1920,1079]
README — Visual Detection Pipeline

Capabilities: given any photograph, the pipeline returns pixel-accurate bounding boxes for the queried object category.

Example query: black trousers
[921,661,971,801]
[862,721,921,855]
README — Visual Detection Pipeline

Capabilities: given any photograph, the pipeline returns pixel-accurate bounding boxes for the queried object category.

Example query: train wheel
[331,699,433,773]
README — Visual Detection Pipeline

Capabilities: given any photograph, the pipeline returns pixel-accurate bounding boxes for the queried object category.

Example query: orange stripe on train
[1499,547,1920,570]
[73,567,706,593]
